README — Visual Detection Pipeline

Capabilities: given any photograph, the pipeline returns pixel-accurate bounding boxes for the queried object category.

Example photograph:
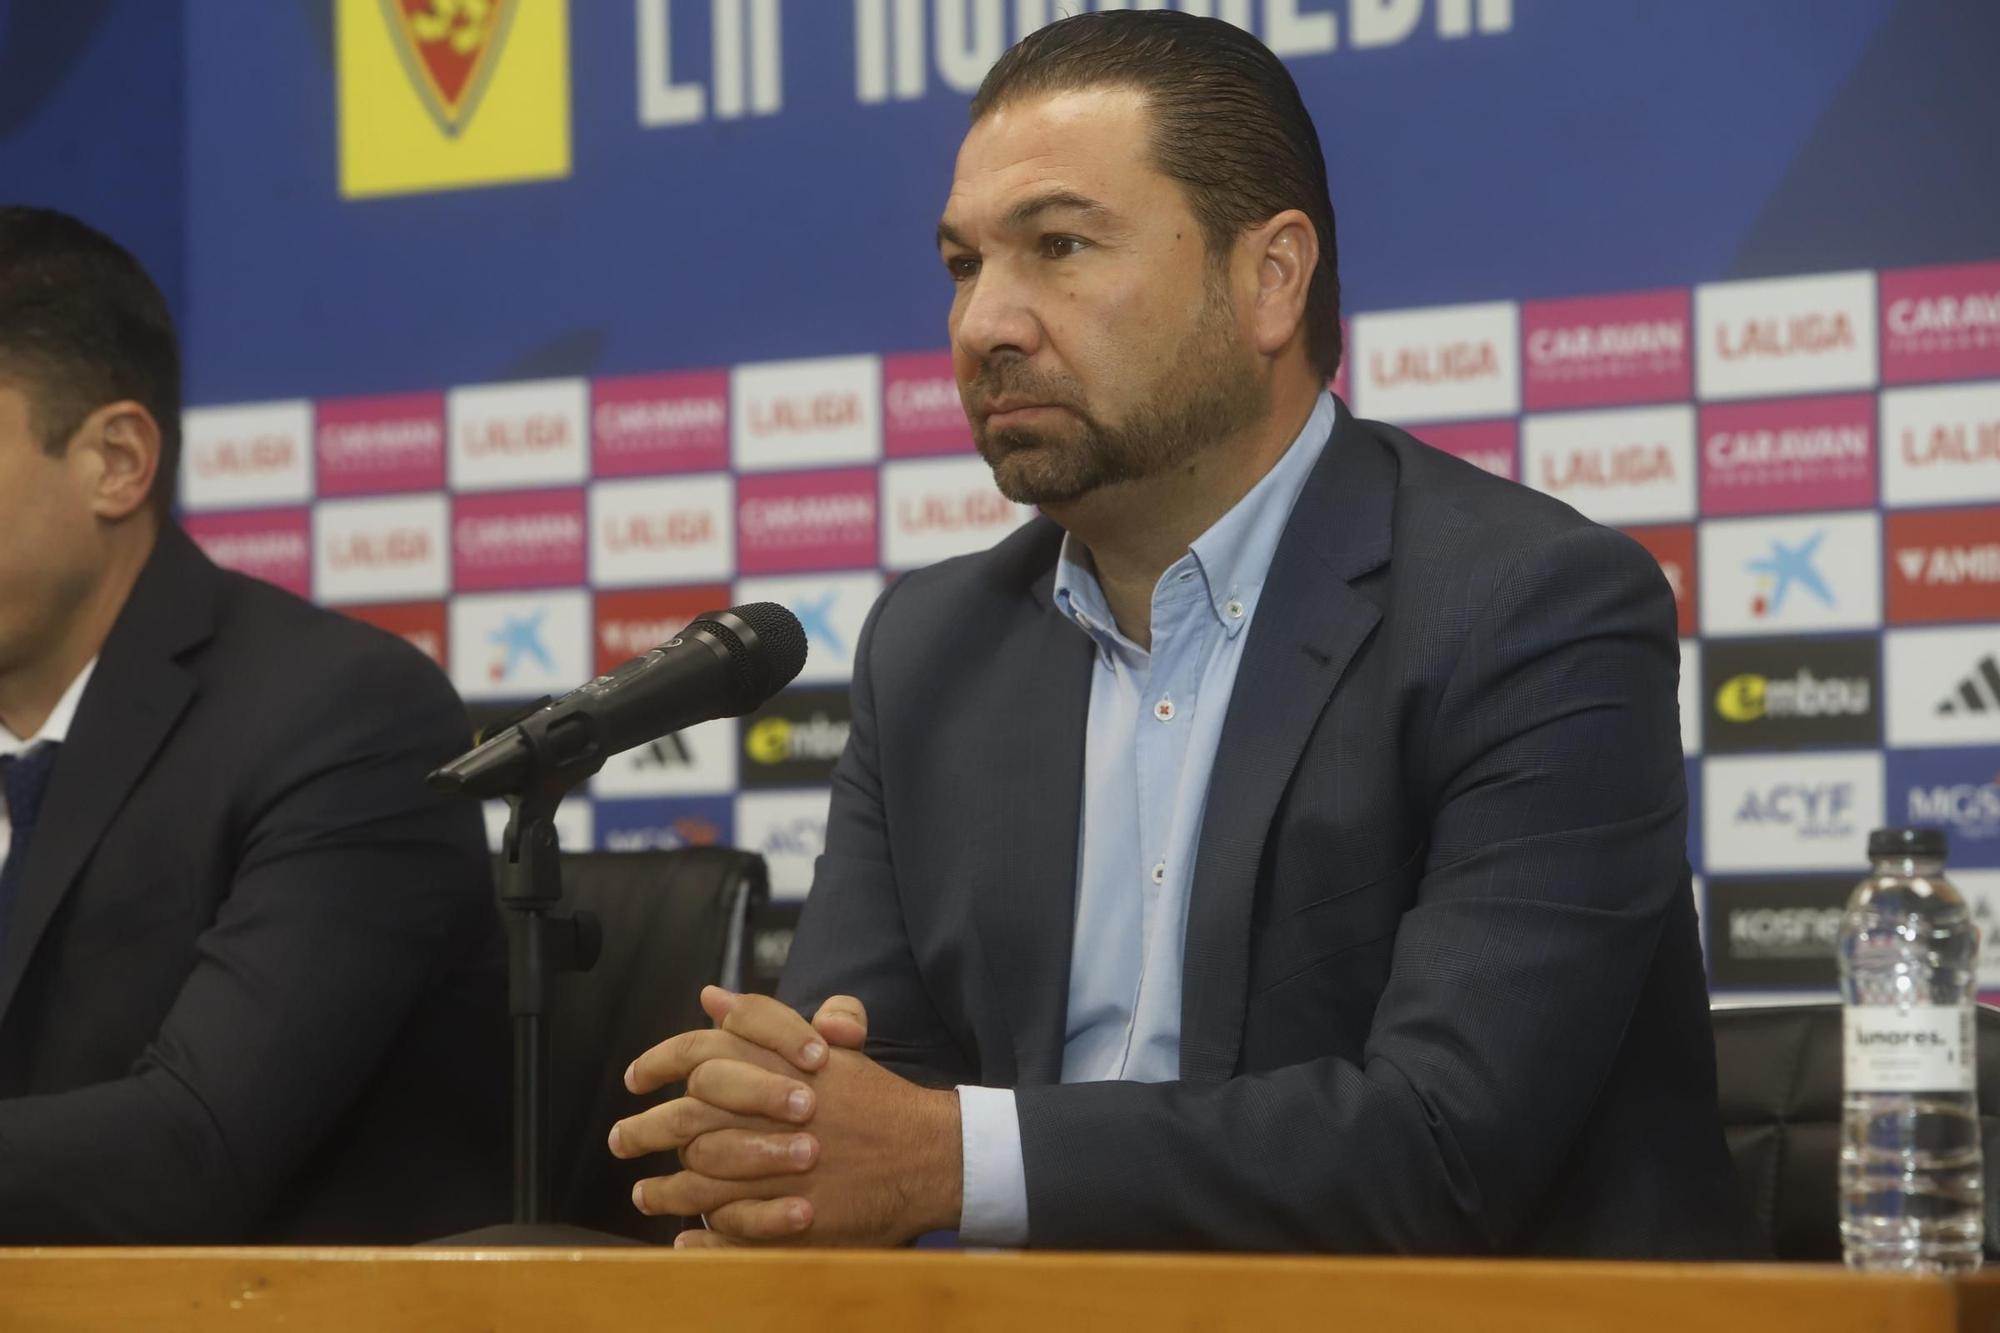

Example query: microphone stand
[492,711,604,1226]
[498,792,600,1224]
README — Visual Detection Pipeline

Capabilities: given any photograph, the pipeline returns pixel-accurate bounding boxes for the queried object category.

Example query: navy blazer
[0,525,508,1242]
[781,400,1747,1257]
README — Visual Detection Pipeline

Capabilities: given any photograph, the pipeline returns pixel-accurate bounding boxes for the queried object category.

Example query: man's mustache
[963,360,1084,416]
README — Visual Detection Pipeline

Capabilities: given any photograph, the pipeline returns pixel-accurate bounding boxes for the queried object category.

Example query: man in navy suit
[610,11,1744,1256]
[0,207,507,1241]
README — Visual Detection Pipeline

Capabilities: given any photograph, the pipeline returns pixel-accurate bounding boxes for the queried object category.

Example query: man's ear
[1245,209,1319,360]
[74,402,162,521]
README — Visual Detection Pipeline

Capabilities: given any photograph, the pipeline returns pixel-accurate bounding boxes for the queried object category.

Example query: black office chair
[439,846,769,1246]
[1711,1000,2000,1261]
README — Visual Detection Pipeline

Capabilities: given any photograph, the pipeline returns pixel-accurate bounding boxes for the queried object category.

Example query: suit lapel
[1178,404,1396,1084]
[0,527,215,1024]
[973,559,1093,1086]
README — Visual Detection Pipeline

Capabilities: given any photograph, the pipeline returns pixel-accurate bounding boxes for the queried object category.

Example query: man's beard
[967,272,1265,508]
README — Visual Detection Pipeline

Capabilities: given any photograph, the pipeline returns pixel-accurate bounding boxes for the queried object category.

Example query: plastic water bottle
[1838,826,1983,1272]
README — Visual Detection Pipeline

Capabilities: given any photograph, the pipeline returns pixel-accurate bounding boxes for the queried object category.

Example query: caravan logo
[1697,394,1875,517]
[1880,261,2000,385]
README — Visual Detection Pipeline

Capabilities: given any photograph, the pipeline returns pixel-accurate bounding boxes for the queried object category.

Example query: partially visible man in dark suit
[0,207,507,1242]
[606,12,1746,1256]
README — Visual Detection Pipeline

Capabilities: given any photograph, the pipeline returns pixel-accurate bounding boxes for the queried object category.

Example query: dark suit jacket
[780,399,1748,1257]
[0,524,508,1242]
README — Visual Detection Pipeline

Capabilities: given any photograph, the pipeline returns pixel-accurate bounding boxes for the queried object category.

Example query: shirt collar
[1054,391,1337,651]
[0,657,98,758]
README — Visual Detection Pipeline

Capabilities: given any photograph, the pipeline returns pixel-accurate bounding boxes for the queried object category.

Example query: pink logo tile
[186,509,312,599]
[737,469,879,574]
[591,369,730,476]
[315,392,445,496]
[1523,288,1690,410]
[883,351,972,458]
[1419,420,1518,481]
[452,489,587,592]
[1880,261,2000,385]
[1698,393,1876,516]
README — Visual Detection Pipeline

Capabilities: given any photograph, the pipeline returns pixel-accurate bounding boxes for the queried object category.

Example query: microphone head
[687,602,808,713]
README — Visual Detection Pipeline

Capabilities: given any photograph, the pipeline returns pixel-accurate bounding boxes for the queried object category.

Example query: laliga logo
[1536,443,1675,492]
[750,392,862,436]
[1715,311,1855,362]
[1369,340,1497,388]
[383,0,516,137]
[196,434,297,477]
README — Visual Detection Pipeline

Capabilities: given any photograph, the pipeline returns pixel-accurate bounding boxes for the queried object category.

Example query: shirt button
[1151,861,1166,885]
[1225,599,1245,619]
[1154,697,1176,722]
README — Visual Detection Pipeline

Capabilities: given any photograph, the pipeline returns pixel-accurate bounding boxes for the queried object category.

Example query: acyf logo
[1735,782,1854,835]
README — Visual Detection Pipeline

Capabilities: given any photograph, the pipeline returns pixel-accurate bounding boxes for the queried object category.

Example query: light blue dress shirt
[957,393,1338,1246]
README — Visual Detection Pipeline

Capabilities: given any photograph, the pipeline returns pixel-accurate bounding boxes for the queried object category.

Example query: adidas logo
[1938,654,2000,716]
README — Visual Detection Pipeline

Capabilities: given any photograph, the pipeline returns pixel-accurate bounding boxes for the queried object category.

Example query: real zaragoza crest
[380,0,516,137]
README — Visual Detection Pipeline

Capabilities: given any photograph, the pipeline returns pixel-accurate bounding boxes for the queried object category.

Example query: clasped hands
[608,987,962,1247]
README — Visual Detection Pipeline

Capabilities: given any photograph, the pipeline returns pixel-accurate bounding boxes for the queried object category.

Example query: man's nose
[953,264,1042,364]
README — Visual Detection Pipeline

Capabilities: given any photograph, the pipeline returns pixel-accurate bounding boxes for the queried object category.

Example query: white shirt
[0,658,97,867]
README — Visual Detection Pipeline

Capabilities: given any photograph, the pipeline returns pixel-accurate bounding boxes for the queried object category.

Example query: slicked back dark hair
[971,10,1343,380]
[0,206,181,517]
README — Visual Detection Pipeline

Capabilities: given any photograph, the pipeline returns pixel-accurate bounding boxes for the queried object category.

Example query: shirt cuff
[955,1085,1029,1247]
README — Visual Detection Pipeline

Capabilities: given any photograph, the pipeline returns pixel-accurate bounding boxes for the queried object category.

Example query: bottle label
[1844,1005,1977,1093]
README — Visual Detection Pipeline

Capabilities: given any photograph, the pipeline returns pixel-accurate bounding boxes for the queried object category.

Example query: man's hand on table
[609,988,962,1247]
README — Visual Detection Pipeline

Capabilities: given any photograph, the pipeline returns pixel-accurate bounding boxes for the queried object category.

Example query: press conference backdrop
[4,1,1998,1000]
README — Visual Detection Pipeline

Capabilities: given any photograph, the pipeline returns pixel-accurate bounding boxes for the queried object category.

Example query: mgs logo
[382,0,515,136]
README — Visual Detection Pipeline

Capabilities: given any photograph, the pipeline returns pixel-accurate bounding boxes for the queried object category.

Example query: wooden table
[1,1248,1997,1332]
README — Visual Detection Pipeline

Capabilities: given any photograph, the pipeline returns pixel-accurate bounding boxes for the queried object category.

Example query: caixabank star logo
[337,0,570,199]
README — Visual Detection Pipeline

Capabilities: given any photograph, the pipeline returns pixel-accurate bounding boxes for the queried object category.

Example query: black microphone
[428,602,808,799]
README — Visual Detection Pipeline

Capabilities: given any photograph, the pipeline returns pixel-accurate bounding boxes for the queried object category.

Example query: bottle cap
[1868,827,1948,860]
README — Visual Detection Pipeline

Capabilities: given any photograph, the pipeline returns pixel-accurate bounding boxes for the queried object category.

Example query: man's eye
[945,254,980,282]
[1040,235,1087,259]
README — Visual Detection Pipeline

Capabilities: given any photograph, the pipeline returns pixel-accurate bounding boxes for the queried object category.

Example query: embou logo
[1715,671,1869,722]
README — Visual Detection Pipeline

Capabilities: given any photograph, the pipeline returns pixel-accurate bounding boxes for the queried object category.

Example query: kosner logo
[1728,905,1842,960]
